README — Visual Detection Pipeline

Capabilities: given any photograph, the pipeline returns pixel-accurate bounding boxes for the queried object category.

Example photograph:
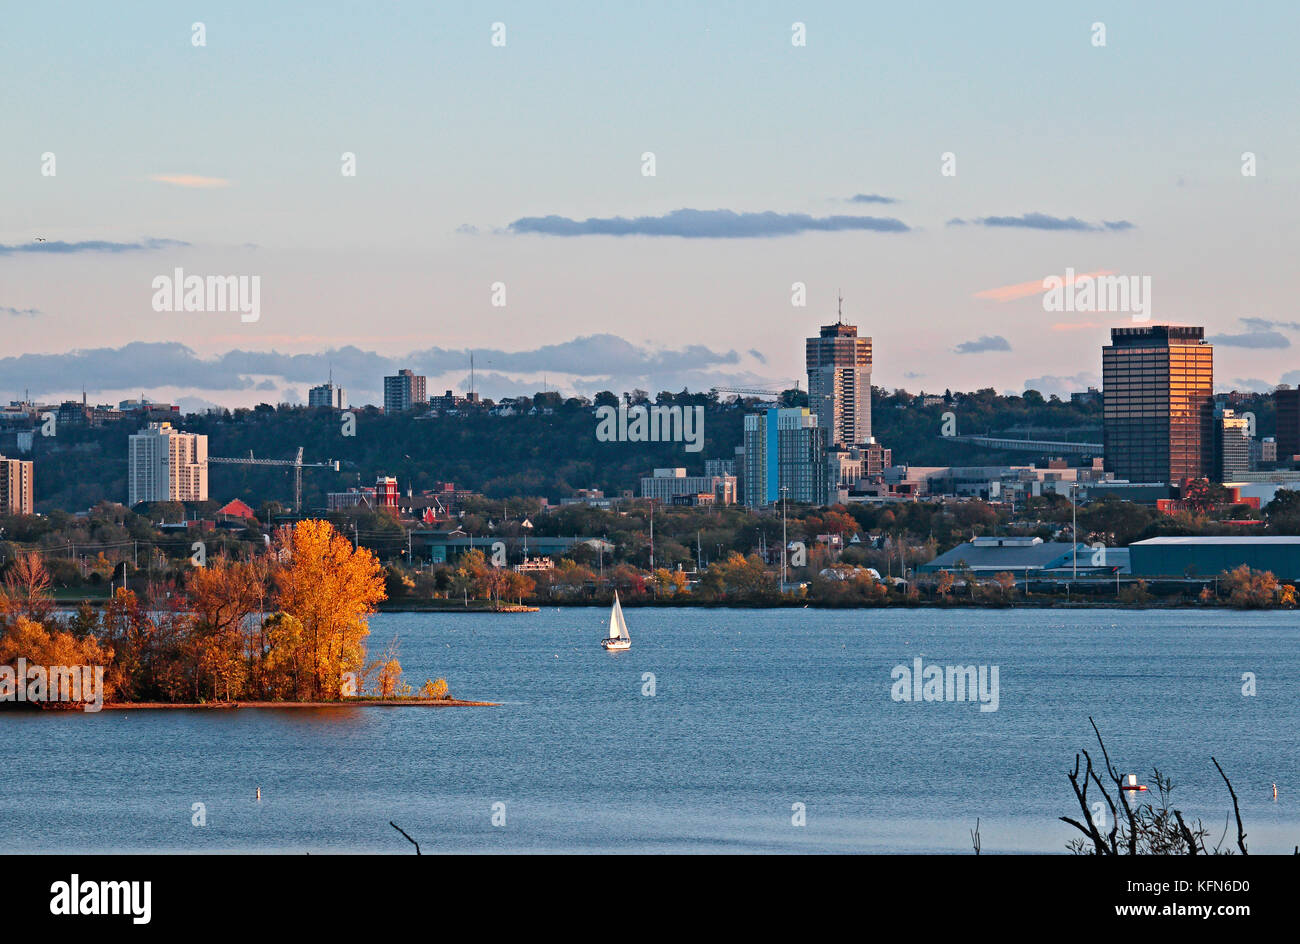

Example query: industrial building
[1129,536,1300,579]
[918,536,1128,576]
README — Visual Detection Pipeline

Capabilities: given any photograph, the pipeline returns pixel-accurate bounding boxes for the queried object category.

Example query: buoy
[256,786,262,801]
[1273,782,1278,800]
[1120,773,1147,792]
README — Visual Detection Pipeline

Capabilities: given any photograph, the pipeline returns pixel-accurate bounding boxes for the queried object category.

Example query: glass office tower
[1102,325,1213,483]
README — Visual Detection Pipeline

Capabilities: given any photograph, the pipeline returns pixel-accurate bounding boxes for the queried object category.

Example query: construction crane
[208,447,340,513]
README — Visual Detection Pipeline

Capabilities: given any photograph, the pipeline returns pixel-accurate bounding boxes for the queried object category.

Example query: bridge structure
[945,435,1103,455]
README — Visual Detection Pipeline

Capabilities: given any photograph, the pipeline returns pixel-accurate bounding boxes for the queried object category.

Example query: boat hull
[601,638,631,651]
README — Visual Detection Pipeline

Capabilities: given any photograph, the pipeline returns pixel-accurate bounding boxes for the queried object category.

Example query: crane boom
[208,448,340,513]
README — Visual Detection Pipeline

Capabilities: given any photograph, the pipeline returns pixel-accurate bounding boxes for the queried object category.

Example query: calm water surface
[3,607,1297,853]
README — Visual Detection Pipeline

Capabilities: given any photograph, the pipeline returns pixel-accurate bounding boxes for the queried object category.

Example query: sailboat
[601,590,631,651]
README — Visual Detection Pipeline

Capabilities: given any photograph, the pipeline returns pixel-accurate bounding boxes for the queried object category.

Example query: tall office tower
[383,369,426,413]
[1102,326,1213,483]
[806,302,872,447]
[1275,388,1300,463]
[128,422,208,506]
[0,455,35,515]
[1215,408,1251,482]
[308,382,347,409]
[742,407,828,507]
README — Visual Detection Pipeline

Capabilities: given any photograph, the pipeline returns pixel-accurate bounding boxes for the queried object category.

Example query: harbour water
[3,607,1296,853]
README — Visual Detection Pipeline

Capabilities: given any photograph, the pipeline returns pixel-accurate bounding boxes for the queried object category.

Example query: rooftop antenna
[837,290,844,323]
[470,351,475,397]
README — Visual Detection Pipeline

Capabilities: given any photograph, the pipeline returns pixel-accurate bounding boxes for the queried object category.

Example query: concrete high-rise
[806,303,872,448]
[1102,326,1213,484]
[1215,409,1251,482]
[0,455,34,515]
[308,382,347,409]
[383,369,426,413]
[128,422,208,506]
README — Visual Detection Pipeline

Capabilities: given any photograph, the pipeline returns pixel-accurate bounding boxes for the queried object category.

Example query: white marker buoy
[256,786,262,801]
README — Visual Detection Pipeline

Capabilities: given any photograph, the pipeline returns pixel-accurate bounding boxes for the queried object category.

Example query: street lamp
[780,485,789,592]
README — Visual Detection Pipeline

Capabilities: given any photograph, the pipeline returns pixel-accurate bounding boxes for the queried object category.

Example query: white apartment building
[128,422,208,506]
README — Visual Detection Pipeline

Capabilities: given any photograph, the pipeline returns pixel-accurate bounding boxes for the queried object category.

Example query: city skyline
[4,2,1299,409]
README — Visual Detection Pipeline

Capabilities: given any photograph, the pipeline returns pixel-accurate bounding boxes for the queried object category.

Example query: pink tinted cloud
[974,269,1115,302]
[148,174,231,189]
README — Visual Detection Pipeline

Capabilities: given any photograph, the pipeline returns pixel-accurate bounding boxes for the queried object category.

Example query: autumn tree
[188,555,269,700]
[1,551,55,625]
[271,520,387,699]
[0,616,116,708]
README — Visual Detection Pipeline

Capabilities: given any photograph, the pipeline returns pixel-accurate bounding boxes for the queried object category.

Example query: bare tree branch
[389,820,421,855]
[1211,757,1248,855]
[1173,810,1199,855]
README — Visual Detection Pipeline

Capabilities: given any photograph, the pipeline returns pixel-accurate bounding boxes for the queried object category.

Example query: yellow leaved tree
[271,520,386,699]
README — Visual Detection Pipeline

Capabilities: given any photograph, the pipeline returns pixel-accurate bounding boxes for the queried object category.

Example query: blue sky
[3,1,1298,408]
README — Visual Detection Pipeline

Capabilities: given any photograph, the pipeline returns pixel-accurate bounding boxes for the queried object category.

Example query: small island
[0,520,489,712]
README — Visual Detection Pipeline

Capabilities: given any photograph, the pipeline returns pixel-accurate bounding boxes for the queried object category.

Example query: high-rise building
[308,382,347,409]
[383,369,426,413]
[1102,326,1213,483]
[1215,408,1251,482]
[0,455,34,515]
[128,422,208,506]
[1275,388,1300,463]
[742,407,828,507]
[806,304,872,448]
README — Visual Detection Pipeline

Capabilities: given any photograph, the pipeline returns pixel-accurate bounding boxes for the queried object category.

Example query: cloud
[1227,378,1272,393]
[148,174,231,189]
[1241,317,1300,332]
[0,335,749,407]
[1207,330,1289,349]
[748,349,768,364]
[2,305,41,317]
[953,335,1011,354]
[848,193,897,204]
[0,238,189,256]
[0,342,258,394]
[975,269,1115,302]
[508,208,909,238]
[1022,372,1100,398]
[949,213,1135,232]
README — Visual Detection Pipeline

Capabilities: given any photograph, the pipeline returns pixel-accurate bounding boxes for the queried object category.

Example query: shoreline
[48,597,1288,612]
[98,698,498,710]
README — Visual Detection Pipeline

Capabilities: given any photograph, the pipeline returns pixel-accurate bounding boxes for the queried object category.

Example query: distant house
[216,498,257,521]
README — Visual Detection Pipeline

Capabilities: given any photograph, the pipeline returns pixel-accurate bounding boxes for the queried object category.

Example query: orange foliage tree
[271,519,387,699]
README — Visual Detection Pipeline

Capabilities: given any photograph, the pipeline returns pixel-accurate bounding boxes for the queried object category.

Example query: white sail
[609,591,630,640]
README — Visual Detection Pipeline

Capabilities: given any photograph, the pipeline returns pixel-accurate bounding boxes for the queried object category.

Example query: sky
[3,1,1298,410]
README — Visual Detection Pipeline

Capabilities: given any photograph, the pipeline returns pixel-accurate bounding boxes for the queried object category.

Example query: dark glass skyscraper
[1275,388,1300,463]
[1102,325,1213,483]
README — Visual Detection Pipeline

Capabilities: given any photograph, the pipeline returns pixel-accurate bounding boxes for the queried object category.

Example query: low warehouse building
[1128,536,1300,579]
